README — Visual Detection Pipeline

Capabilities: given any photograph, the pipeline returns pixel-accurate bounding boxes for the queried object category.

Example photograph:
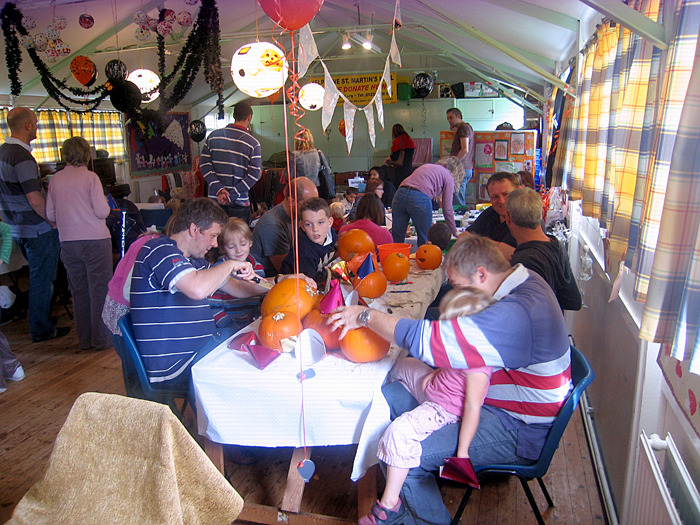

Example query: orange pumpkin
[336,229,375,261]
[261,278,318,318]
[258,311,302,352]
[353,270,388,298]
[340,326,391,362]
[302,309,341,350]
[382,252,411,282]
[346,252,369,275]
[416,243,443,270]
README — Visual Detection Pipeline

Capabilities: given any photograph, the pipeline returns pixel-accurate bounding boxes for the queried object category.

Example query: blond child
[329,201,345,232]
[359,287,495,525]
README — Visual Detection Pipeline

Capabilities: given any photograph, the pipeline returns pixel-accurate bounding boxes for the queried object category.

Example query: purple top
[400,163,457,235]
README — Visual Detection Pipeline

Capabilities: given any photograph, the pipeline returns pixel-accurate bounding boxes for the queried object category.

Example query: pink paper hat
[320,279,345,314]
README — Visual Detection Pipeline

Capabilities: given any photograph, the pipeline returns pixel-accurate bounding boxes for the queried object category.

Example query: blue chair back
[139,208,173,231]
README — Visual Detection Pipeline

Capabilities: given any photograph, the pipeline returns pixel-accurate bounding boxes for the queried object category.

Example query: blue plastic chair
[451,346,595,525]
[117,313,190,419]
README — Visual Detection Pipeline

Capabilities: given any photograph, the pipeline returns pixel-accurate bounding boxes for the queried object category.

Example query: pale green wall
[243,97,525,173]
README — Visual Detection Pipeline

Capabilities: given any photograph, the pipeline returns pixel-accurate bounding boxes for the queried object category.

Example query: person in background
[427,222,452,251]
[446,108,475,208]
[292,128,332,189]
[147,194,166,205]
[517,169,536,190]
[165,187,186,213]
[201,100,261,223]
[370,166,396,209]
[46,137,112,351]
[338,186,358,215]
[348,179,385,223]
[339,193,392,247]
[0,107,69,343]
[385,123,415,187]
[251,176,319,277]
[391,156,463,247]
[0,222,24,394]
[329,201,345,232]
[506,188,581,311]
[281,197,336,283]
[495,122,514,130]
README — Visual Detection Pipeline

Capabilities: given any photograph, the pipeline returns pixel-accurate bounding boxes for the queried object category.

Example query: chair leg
[451,487,474,525]
[518,476,546,525]
[537,477,554,508]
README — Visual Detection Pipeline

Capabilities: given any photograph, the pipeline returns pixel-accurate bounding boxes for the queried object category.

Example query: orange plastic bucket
[377,243,411,265]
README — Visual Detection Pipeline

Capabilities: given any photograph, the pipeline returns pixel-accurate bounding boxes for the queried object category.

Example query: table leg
[357,465,377,520]
[280,447,310,513]
[203,437,224,474]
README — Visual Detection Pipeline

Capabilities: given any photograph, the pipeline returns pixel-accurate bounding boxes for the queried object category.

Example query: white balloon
[299,83,325,111]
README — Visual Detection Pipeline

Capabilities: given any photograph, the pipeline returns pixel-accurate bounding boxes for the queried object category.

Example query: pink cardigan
[46,165,111,242]
[339,219,393,246]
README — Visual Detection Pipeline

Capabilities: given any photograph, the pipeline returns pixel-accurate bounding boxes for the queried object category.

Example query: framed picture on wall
[494,139,509,161]
[510,133,525,155]
[127,112,191,177]
[477,172,491,201]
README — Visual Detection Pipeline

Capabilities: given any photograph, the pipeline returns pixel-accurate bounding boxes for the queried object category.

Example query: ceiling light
[348,32,381,54]
[342,34,351,50]
[363,32,373,50]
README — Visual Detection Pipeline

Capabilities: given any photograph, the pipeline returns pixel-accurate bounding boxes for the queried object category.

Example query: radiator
[628,431,700,525]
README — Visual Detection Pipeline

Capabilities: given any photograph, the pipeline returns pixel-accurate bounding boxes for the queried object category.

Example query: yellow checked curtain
[0,108,126,164]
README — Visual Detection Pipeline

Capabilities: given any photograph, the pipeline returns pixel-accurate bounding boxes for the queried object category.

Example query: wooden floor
[0,301,607,524]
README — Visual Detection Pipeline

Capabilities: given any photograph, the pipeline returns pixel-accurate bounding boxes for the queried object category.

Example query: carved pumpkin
[382,252,411,282]
[340,326,391,363]
[303,309,341,350]
[258,311,302,352]
[353,271,388,298]
[336,229,375,261]
[416,243,443,270]
[261,278,318,318]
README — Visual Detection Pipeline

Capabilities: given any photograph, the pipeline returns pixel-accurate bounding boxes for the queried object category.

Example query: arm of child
[456,371,491,458]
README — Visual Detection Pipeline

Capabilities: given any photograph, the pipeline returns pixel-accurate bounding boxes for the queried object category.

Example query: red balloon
[256,0,325,31]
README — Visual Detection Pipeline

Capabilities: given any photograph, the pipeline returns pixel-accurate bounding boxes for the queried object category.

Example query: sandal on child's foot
[358,499,406,525]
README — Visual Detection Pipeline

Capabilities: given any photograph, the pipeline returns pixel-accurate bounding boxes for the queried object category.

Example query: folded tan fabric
[9,392,243,525]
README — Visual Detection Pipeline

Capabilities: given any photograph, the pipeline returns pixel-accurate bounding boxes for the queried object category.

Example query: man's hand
[217,188,231,205]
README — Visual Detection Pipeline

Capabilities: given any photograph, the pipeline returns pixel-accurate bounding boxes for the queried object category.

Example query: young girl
[359,287,495,525]
[328,201,345,232]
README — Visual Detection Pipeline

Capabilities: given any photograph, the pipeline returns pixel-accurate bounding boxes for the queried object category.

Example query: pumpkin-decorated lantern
[416,243,443,270]
[336,229,375,262]
[340,326,390,363]
[382,252,410,282]
[127,69,160,102]
[261,277,318,319]
[258,311,302,352]
[231,42,289,98]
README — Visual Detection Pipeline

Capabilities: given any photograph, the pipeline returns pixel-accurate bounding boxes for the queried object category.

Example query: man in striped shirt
[201,101,262,223]
[130,198,265,386]
[330,233,572,524]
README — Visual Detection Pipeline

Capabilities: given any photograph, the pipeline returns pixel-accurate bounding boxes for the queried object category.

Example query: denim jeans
[391,187,433,247]
[15,229,60,339]
[453,168,473,208]
[382,380,529,524]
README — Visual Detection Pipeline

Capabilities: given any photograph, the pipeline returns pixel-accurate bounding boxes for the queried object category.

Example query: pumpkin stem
[272,312,286,321]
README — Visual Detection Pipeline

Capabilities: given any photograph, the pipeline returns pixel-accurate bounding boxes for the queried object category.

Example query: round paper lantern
[163,9,176,22]
[70,56,96,86]
[22,16,36,31]
[107,79,142,114]
[257,0,325,31]
[33,33,48,51]
[412,73,434,98]
[135,27,150,41]
[231,42,289,98]
[79,14,95,29]
[127,68,160,102]
[299,82,325,111]
[105,59,128,80]
[188,120,207,142]
[176,11,193,26]
[53,16,67,30]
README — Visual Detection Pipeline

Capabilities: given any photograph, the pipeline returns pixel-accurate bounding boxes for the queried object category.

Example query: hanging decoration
[105,59,128,81]
[79,13,94,29]
[70,55,96,86]
[256,0,324,31]
[127,69,160,103]
[266,89,281,104]
[188,120,207,142]
[230,41,289,98]
[299,82,324,111]
[412,72,433,98]
[106,79,142,114]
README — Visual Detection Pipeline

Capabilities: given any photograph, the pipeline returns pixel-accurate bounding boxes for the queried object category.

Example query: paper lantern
[22,16,36,30]
[299,83,325,111]
[127,69,160,103]
[53,16,67,30]
[135,27,150,41]
[188,120,207,142]
[105,59,128,80]
[256,0,325,31]
[19,35,34,49]
[79,14,95,29]
[412,73,434,98]
[156,21,173,36]
[70,56,96,86]
[176,11,193,26]
[231,42,289,98]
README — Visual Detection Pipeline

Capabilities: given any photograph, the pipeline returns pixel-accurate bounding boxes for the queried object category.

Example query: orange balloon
[70,55,96,86]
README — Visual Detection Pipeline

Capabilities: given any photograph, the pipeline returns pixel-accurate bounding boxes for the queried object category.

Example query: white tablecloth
[193,262,444,481]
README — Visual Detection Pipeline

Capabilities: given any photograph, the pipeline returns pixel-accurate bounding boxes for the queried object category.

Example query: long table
[192,261,444,523]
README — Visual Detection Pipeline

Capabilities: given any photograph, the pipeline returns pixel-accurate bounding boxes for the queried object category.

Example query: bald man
[251,176,319,276]
[0,108,69,342]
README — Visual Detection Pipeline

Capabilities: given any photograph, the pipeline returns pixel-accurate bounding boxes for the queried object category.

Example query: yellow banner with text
[309,72,397,106]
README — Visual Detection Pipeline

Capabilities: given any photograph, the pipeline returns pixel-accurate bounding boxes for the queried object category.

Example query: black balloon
[108,79,142,114]
[188,120,207,142]
[105,59,128,80]
[412,73,434,98]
